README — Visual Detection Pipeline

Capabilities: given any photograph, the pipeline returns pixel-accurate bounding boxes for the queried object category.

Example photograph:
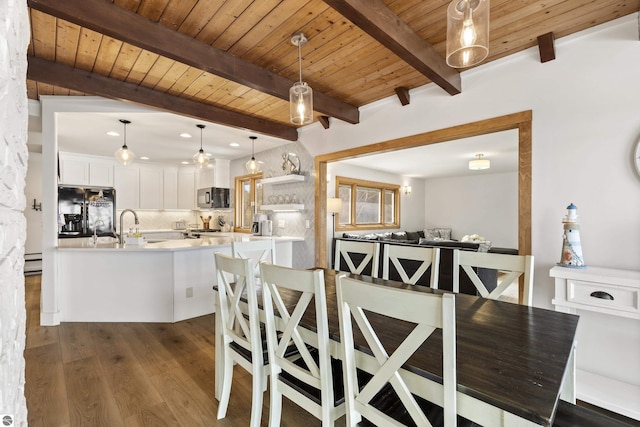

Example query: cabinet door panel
[89,162,113,187]
[139,168,163,209]
[178,170,195,209]
[60,157,89,185]
[114,166,139,209]
[163,169,178,209]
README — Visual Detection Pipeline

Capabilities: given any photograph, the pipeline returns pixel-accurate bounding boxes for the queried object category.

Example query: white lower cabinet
[550,266,640,421]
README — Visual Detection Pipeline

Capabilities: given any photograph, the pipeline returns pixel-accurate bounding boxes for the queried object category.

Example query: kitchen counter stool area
[56,236,299,323]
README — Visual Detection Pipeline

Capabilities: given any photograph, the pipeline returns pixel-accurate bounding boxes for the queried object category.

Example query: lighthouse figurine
[558,203,586,268]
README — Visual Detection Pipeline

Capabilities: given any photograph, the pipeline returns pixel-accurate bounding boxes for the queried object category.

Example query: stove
[189,229,221,233]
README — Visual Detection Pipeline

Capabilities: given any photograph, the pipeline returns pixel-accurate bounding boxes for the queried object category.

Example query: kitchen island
[57,233,303,322]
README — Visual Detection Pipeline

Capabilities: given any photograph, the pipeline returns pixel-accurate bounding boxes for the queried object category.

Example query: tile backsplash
[118,209,233,232]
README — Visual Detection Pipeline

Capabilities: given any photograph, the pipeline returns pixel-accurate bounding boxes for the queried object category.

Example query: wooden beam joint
[537,32,556,63]
[319,116,330,129]
[394,87,410,106]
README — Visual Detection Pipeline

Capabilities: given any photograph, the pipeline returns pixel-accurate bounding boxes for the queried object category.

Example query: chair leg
[216,348,234,419]
[250,367,265,427]
[268,380,283,427]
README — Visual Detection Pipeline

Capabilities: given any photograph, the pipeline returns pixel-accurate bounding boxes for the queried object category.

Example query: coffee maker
[251,213,267,235]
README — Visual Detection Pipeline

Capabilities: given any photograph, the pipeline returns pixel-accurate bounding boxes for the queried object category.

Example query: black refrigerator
[58,185,116,238]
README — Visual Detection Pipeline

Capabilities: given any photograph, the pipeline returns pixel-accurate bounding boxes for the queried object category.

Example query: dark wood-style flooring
[23,275,636,426]
[24,275,331,426]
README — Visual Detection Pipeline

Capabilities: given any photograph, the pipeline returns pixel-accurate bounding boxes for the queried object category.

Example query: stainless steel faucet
[93,219,105,245]
[119,209,139,244]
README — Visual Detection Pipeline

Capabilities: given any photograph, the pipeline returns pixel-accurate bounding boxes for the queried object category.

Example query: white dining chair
[334,239,380,277]
[232,238,276,281]
[213,252,267,427]
[337,275,457,427]
[382,244,441,288]
[452,250,534,306]
[260,262,345,427]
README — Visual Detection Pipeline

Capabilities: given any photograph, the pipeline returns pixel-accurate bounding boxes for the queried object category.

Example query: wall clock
[635,137,640,178]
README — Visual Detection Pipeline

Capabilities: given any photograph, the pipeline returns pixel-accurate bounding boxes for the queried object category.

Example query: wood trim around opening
[314,111,533,301]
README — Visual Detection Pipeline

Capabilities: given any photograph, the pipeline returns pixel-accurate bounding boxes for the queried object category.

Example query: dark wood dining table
[213,268,579,426]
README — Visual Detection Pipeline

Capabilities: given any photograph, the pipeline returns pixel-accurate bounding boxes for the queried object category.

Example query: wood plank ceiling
[26,0,639,140]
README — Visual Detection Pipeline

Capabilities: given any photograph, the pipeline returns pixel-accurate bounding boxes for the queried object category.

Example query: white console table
[550,265,640,420]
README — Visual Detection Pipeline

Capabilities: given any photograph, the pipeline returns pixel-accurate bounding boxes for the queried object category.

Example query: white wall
[0,0,29,423]
[300,14,640,307]
[25,151,43,254]
[425,172,518,248]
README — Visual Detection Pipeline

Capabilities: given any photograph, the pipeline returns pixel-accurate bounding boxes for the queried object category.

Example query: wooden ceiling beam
[27,0,360,125]
[27,56,299,141]
[323,0,461,95]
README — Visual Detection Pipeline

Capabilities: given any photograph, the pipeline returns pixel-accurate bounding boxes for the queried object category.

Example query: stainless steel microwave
[197,187,230,209]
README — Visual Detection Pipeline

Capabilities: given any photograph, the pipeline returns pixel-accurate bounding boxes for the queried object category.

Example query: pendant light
[290,32,313,125]
[246,136,261,174]
[469,153,490,170]
[193,124,210,169]
[446,0,489,68]
[115,119,135,165]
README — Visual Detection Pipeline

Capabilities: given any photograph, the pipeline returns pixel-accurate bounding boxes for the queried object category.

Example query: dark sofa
[334,231,517,296]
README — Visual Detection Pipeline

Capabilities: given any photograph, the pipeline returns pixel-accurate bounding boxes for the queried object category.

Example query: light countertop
[57,233,303,252]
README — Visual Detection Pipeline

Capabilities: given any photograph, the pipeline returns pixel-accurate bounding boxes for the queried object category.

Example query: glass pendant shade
[115,119,135,165]
[290,82,313,125]
[469,153,490,170]
[193,124,210,169]
[446,0,489,68]
[290,32,313,125]
[245,136,261,173]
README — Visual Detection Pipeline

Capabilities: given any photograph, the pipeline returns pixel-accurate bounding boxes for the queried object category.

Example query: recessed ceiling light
[106,131,119,137]
[181,161,190,165]
[180,133,192,138]
[205,153,213,158]
[230,142,240,147]
[140,156,150,160]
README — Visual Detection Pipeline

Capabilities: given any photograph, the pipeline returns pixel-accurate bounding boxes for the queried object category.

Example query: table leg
[560,339,577,403]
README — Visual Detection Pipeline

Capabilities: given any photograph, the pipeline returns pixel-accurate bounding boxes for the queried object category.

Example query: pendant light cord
[298,42,303,84]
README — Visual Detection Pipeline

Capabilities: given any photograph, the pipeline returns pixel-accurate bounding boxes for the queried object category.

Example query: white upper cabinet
[139,166,164,209]
[195,167,215,189]
[114,165,139,209]
[59,155,89,186]
[163,168,178,209]
[59,153,114,187]
[89,159,114,187]
[178,169,196,209]
[214,159,230,188]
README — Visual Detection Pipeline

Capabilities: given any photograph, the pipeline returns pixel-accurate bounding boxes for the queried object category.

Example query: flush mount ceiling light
[469,153,490,170]
[446,0,489,68]
[290,32,313,126]
[193,124,210,169]
[114,119,135,165]
[246,136,261,174]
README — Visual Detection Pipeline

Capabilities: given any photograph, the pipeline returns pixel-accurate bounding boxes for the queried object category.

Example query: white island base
[57,234,298,322]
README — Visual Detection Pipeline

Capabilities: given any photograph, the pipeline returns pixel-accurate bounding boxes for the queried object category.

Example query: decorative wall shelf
[258,175,305,185]
[260,204,304,211]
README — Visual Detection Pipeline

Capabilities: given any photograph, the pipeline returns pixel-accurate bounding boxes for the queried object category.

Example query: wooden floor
[24,275,336,427]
